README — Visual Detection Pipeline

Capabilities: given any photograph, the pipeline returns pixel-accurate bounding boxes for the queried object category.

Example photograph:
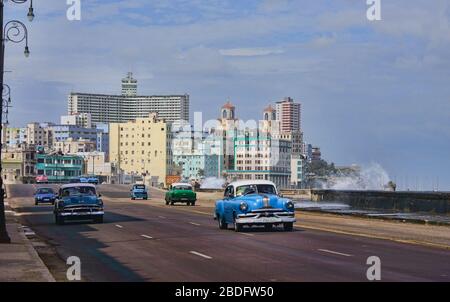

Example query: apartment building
[53,138,97,154]
[228,134,292,188]
[68,73,189,124]
[109,113,173,187]
[60,113,92,128]
[24,122,54,149]
[275,97,301,133]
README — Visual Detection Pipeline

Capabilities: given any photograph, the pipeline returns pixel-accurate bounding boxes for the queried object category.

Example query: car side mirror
[98,194,102,198]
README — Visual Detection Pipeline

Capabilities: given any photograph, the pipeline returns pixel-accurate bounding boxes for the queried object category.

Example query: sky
[3,0,450,190]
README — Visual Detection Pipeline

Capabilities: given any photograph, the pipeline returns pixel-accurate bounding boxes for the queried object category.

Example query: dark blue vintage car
[34,187,56,205]
[54,183,104,225]
[215,180,296,232]
[130,184,149,200]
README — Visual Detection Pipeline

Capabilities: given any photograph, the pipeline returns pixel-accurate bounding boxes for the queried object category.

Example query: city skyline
[3,0,450,189]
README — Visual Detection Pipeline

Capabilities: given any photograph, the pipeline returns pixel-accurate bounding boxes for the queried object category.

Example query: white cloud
[219,47,284,57]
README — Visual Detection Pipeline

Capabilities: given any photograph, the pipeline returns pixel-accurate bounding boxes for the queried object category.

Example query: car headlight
[286,201,295,210]
[239,202,249,212]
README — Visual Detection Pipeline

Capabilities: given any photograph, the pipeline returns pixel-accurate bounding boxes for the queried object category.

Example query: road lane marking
[4,202,9,206]
[318,249,353,257]
[239,232,255,237]
[115,224,124,229]
[158,216,166,219]
[190,251,212,260]
[103,196,450,251]
[141,235,153,239]
[189,222,201,226]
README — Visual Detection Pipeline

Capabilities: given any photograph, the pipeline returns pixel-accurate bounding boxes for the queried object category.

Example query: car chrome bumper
[236,212,296,224]
[59,211,104,217]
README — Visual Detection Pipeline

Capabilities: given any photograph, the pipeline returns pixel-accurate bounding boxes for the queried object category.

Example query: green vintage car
[165,183,197,206]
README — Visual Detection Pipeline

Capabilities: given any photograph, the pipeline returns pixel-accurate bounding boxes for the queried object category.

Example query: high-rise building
[68,73,190,124]
[121,72,138,96]
[109,113,174,186]
[275,97,301,133]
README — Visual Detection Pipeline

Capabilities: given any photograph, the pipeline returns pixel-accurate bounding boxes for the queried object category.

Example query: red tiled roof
[222,101,235,109]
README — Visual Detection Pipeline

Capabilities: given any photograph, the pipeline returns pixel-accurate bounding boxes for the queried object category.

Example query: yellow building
[109,113,172,187]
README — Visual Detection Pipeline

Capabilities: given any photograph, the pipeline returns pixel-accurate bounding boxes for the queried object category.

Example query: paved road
[6,184,450,282]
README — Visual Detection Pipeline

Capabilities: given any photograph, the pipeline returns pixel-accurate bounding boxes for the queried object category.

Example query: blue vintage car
[87,176,99,185]
[215,180,296,232]
[54,183,104,225]
[34,187,56,205]
[130,184,149,200]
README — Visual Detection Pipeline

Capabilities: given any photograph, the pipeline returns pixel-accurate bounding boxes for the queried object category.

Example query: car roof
[171,183,192,187]
[60,183,96,189]
[228,180,277,188]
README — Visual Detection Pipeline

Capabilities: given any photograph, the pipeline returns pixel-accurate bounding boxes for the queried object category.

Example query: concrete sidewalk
[0,204,55,282]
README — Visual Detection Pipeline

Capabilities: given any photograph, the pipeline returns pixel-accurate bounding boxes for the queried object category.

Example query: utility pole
[0,0,34,243]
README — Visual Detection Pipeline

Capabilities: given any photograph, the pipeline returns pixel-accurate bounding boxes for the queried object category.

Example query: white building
[68,73,190,124]
[121,72,138,96]
[60,113,92,128]
[24,122,54,149]
[77,151,112,178]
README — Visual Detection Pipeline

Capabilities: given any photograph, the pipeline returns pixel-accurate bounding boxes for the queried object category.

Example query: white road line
[158,216,166,219]
[239,232,255,237]
[189,251,213,260]
[115,224,124,229]
[189,222,201,226]
[4,202,9,206]
[141,235,153,239]
[318,249,353,257]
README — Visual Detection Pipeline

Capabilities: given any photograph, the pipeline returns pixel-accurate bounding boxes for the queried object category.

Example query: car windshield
[236,184,277,196]
[61,186,96,197]
[37,188,53,194]
[173,185,192,191]
[134,185,145,189]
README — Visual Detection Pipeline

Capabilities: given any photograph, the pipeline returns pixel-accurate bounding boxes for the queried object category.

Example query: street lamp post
[0,0,34,243]
[2,83,12,125]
